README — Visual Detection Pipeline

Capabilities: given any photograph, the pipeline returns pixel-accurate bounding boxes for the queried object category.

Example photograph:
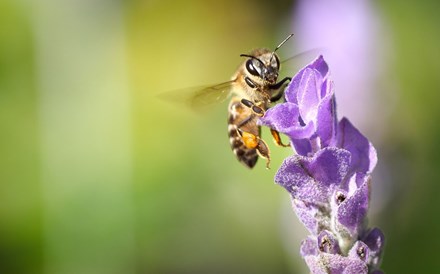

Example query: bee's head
[241,49,280,85]
[239,34,293,91]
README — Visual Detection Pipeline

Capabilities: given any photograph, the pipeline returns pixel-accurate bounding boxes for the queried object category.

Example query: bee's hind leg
[236,127,271,169]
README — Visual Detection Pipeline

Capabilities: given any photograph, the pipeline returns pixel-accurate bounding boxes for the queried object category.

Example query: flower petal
[285,66,306,104]
[336,176,370,237]
[307,147,351,188]
[316,81,337,147]
[292,199,321,234]
[348,241,370,262]
[291,138,313,156]
[337,118,377,175]
[300,236,318,257]
[275,155,323,203]
[297,68,322,123]
[318,230,341,254]
[259,102,299,130]
[275,147,351,204]
[362,228,385,269]
[304,253,368,274]
[311,55,329,80]
[259,103,315,140]
[285,55,328,103]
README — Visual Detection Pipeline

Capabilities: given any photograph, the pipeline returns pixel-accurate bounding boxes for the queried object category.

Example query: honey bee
[166,34,296,169]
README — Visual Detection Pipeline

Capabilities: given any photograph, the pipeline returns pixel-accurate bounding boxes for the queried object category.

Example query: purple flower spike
[259,55,337,156]
[260,55,384,273]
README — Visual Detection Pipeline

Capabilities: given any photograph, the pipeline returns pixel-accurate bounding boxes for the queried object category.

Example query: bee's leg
[256,138,271,169]
[240,99,265,117]
[270,129,290,147]
[270,77,291,102]
[270,90,284,103]
[271,77,291,89]
[236,127,271,169]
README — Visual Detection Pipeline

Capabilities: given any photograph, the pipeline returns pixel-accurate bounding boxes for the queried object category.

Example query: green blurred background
[1,0,439,273]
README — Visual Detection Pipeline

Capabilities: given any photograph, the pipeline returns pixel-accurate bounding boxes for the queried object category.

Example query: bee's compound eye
[246,59,260,77]
[272,55,280,69]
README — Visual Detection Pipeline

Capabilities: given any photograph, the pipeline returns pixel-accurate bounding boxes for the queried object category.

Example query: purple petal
[276,155,328,204]
[259,102,299,130]
[362,228,385,255]
[285,55,328,103]
[348,241,370,262]
[341,259,369,274]
[311,55,329,79]
[336,178,370,236]
[275,147,351,204]
[336,118,377,175]
[307,147,351,187]
[304,253,368,274]
[316,84,337,147]
[286,122,316,142]
[297,68,322,123]
[321,75,334,99]
[362,228,385,269]
[259,103,315,140]
[292,199,320,234]
[275,155,313,196]
[291,138,313,156]
[317,230,340,254]
[285,65,307,104]
[300,236,318,257]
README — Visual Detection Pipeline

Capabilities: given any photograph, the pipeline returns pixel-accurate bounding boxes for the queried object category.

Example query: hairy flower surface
[260,56,384,273]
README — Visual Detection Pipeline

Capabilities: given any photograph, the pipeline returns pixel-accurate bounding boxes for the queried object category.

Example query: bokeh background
[1,0,439,273]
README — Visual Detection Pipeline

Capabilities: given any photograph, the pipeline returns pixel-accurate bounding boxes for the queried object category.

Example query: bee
[165,34,296,169]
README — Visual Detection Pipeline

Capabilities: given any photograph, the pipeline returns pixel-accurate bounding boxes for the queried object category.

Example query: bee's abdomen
[228,97,259,168]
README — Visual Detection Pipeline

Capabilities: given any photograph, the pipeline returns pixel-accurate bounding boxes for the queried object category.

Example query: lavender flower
[259,56,337,156]
[259,56,384,273]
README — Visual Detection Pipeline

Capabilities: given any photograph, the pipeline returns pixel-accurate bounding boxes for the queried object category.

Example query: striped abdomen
[227,97,261,168]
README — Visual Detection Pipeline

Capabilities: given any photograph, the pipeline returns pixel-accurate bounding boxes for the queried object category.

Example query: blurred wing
[279,48,326,78]
[189,80,235,109]
[157,80,235,111]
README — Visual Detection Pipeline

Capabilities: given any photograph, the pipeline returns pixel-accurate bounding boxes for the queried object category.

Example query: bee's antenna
[270,33,294,62]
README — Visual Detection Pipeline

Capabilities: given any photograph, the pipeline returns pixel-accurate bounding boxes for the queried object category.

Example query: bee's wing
[158,80,236,111]
[279,48,325,79]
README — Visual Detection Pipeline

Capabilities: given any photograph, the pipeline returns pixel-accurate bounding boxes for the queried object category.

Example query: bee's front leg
[270,77,291,102]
